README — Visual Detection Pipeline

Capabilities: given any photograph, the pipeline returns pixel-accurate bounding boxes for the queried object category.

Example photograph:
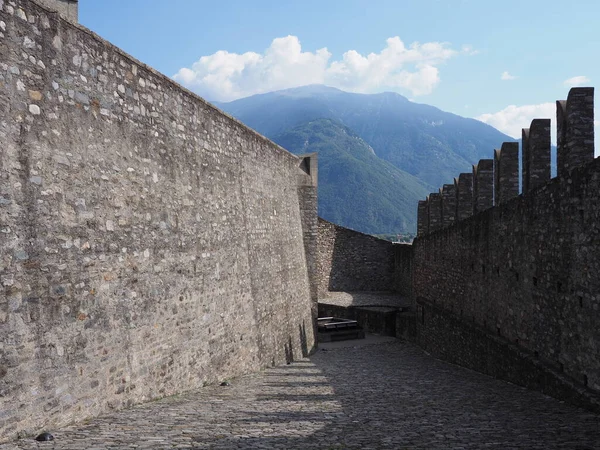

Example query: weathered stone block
[455,173,473,221]
[472,159,494,213]
[428,193,442,232]
[34,0,78,22]
[440,184,457,228]
[494,142,519,205]
[417,200,429,236]
[528,119,551,189]
[557,87,594,178]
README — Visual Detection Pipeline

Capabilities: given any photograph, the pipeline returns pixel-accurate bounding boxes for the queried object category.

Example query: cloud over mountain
[173,36,462,101]
[478,102,599,155]
[476,102,555,140]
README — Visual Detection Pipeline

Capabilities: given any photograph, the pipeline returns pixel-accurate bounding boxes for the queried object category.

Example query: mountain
[216,85,518,234]
[217,85,516,188]
[273,118,428,234]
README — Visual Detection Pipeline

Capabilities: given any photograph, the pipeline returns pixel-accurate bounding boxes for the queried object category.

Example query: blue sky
[80,0,598,142]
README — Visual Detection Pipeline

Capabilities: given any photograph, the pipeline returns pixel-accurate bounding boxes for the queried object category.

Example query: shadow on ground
[4,337,600,449]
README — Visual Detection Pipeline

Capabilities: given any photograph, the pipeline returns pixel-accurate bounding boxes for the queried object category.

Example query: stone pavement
[3,336,600,449]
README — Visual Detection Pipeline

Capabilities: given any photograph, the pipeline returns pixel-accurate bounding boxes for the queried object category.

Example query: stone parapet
[494,142,519,205]
[557,87,594,178]
[522,119,551,194]
[428,193,442,232]
[455,173,473,221]
[440,184,457,228]
[416,88,596,238]
[473,159,494,213]
[417,200,429,236]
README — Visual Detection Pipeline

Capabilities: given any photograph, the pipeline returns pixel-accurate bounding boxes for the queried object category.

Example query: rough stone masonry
[414,87,599,407]
[0,0,317,441]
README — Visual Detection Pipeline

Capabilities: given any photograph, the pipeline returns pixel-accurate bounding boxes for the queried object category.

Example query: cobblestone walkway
[3,337,600,449]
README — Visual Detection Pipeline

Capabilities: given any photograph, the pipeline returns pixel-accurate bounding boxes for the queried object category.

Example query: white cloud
[564,75,591,87]
[478,103,600,156]
[476,102,556,140]
[461,44,480,56]
[501,71,517,81]
[173,36,463,101]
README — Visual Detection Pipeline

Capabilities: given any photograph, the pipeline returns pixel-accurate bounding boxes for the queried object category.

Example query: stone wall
[297,153,319,334]
[393,244,412,299]
[33,0,77,22]
[413,88,599,399]
[317,218,397,295]
[416,299,600,412]
[0,0,315,440]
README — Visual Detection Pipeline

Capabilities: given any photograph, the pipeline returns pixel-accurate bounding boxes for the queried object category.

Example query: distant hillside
[218,85,517,188]
[273,119,428,234]
[216,85,519,234]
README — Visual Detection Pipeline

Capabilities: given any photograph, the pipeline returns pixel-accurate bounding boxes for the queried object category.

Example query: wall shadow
[190,340,600,449]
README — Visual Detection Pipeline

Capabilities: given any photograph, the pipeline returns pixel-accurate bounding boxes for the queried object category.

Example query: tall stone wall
[0,0,315,440]
[297,153,318,331]
[393,244,413,299]
[413,88,599,400]
[317,219,397,295]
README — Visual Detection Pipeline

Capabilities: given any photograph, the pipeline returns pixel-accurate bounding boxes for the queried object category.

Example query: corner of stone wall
[297,153,318,340]
[32,0,78,22]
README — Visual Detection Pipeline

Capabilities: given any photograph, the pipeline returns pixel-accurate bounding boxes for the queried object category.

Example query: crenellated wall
[413,87,599,401]
[472,158,494,214]
[522,119,551,194]
[0,0,316,441]
[493,142,518,205]
[417,88,594,236]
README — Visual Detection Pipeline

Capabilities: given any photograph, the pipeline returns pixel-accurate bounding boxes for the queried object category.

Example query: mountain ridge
[274,118,428,234]
[217,85,517,234]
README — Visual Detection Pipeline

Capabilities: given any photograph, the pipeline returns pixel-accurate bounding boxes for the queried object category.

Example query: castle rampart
[557,88,594,178]
[493,142,518,205]
[522,118,551,194]
[440,183,457,228]
[417,200,428,236]
[413,87,599,403]
[472,158,494,213]
[427,192,442,232]
[2,0,599,440]
[455,172,473,221]
[0,0,316,440]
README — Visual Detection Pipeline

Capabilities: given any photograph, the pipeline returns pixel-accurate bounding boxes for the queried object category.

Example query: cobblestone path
[3,337,600,449]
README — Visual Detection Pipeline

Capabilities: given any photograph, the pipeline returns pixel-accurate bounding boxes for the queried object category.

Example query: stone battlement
[417,87,594,236]
[412,87,600,399]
